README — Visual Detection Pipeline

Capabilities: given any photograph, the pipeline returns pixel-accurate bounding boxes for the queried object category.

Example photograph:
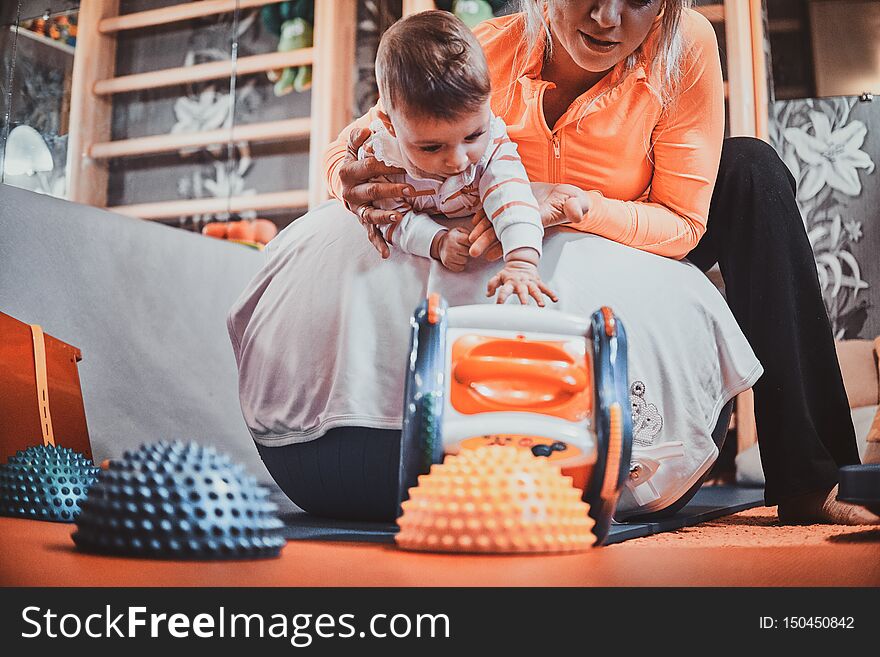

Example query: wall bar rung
[94,48,313,96]
[109,190,310,219]
[401,0,437,15]
[90,118,311,159]
[99,0,288,34]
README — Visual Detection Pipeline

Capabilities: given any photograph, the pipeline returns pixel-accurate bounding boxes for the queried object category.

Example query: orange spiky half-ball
[396,446,595,554]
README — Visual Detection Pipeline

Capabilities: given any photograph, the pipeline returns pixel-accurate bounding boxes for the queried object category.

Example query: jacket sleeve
[323,102,384,202]
[567,16,724,259]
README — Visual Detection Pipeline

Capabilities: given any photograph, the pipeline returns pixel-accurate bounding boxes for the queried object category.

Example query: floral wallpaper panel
[770,96,879,340]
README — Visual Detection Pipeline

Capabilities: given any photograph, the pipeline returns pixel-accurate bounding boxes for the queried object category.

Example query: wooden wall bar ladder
[67,0,355,219]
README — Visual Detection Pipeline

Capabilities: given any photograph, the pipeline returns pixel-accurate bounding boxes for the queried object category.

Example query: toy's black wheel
[408,391,442,480]
[397,295,447,515]
[584,307,633,545]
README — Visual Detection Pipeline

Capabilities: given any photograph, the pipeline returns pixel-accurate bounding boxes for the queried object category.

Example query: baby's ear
[377,110,396,136]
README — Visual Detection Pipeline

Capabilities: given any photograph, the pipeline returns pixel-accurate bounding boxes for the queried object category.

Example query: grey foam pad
[273,485,766,546]
[0,186,268,481]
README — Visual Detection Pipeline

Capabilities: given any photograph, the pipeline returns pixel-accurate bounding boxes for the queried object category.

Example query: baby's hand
[438,227,471,272]
[487,260,558,307]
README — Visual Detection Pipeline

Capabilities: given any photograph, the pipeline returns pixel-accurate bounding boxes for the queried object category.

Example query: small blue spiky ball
[72,441,285,560]
[0,444,101,523]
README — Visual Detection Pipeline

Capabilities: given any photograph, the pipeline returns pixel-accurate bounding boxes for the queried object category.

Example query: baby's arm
[487,250,558,307]
[379,207,448,260]
[371,181,468,270]
[479,122,557,305]
[364,167,447,261]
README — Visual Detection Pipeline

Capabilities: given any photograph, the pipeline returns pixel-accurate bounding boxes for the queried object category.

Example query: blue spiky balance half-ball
[72,441,285,560]
[0,444,101,523]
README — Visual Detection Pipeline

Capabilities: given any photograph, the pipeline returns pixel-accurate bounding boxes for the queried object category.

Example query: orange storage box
[0,311,92,463]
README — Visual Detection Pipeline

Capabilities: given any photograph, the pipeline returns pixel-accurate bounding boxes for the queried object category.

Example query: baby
[361,10,557,306]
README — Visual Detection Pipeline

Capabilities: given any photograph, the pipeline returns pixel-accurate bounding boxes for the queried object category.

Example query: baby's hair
[376,10,491,120]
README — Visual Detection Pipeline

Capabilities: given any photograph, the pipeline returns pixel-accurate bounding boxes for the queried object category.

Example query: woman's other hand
[339,127,412,258]
[468,182,591,260]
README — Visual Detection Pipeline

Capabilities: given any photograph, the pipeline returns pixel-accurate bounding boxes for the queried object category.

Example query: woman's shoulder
[679,6,719,56]
[642,6,719,90]
[473,13,529,88]
[472,13,526,54]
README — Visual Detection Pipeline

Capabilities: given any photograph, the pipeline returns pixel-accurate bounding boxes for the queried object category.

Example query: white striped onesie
[358,115,544,260]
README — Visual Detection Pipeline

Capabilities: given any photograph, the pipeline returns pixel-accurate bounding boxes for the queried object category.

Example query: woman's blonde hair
[518,0,692,109]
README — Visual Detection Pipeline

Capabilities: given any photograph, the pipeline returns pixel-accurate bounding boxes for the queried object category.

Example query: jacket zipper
[550,133,561,184]
[533,81,562,184]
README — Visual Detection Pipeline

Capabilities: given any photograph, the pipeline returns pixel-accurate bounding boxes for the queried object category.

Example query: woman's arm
[322,102,414,229]
[323,105,381,200]
[322,102,418,257]
[567,15,725,259]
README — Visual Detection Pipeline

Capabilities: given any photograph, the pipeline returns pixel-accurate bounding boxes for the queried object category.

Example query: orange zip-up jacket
[324,8,724,259]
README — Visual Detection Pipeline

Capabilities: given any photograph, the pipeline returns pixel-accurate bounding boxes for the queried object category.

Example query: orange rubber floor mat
[1,514,877,587]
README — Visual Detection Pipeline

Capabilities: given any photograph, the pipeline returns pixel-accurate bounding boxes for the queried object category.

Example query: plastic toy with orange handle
[397,296,632,547]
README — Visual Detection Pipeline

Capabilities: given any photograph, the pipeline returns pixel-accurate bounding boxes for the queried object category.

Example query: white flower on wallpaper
[770,97,875,338]
[171,88,233,155]
[178,156,257,225]
[808,213,868,302]
[783,111,875,200]
[169,12,261,225]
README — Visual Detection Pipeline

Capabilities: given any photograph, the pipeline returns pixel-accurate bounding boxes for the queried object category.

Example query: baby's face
[389,100,492,178]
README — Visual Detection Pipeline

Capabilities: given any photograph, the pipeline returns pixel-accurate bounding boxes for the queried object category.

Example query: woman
[230,1,874,525]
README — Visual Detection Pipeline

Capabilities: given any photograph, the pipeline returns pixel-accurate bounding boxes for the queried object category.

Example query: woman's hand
[339,127,412,258]
[468,182,591,261]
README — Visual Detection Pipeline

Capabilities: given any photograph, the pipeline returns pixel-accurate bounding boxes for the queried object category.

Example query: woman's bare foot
[777,485,880,525]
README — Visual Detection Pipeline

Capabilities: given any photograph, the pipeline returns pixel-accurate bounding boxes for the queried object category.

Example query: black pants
[259,137,862,521]
[257,428,401,521]
[686,137,860,504]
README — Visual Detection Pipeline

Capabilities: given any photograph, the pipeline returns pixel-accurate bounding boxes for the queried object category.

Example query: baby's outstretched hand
[438,227,471,272]
[487,260,558,307]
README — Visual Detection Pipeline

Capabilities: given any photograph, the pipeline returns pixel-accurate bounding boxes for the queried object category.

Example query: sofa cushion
[0,185,268,479]
[835,339,879,409]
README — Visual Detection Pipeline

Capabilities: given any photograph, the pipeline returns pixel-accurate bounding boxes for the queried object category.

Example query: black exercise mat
[603,485,765,544]
[271,485,765,546]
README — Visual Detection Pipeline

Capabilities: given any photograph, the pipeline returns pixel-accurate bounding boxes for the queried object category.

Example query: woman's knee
[719,136,796,194]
